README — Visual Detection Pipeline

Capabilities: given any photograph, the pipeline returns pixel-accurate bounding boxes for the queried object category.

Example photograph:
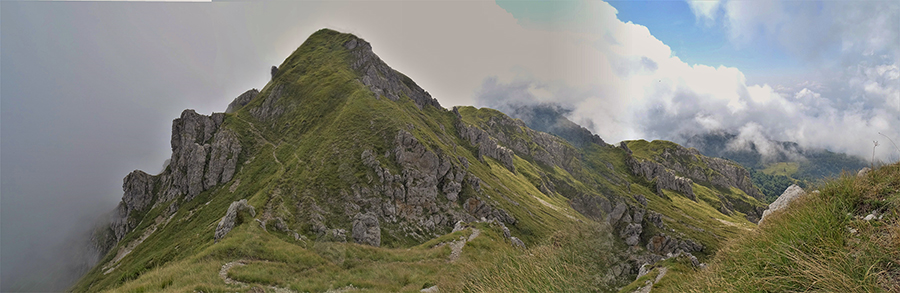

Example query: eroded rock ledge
[99,108,243,255]
[344,36,441,111]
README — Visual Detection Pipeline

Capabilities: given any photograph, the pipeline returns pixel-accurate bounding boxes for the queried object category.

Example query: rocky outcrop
[623,142,765,202]
[215,199,256,242]
[354,131,516,243]
[646,234,703,255]
[758,184,806,226]
[454,108,579,174]
[505,104,608,148]
[627,158,696,201]
[344,36,441,110]
[109,171,157,242]
[121,171,156,218]
[351,212,381,247]
[456,122,516,173]
[225,89,259,113]
[701,157,764,201]
[249,84,285,121]
[95,109,244,258]
[168,109,242,200]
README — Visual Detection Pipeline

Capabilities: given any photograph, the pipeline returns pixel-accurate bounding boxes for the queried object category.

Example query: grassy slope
[657,162,900,292]
[74,29,774,293]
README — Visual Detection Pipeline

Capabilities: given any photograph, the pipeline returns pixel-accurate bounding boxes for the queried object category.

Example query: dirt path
[219,260,248,286]
[234,115,284,173]
[219,259,298,293]
[448,228,480,262]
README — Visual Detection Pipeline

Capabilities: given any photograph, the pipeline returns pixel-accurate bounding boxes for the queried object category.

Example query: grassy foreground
[657,162,900,292]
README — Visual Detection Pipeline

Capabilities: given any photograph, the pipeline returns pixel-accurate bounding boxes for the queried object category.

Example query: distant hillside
[681,131,868,202]
[75,29,771,292]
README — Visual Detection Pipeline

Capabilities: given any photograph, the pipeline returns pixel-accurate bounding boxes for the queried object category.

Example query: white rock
[759,185,806,226]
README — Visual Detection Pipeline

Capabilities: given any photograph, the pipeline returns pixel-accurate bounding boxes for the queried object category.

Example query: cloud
[686,0,722,23]
[718,0,900,63]
[480,0,899,162]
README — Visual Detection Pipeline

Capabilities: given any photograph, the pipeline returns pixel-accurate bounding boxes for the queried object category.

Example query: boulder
[215,199,256,242]
[758,184,806,226]
[510,236,526,249]
[857,167,871,178]
[351,212,381,247]
[225,89,259,113]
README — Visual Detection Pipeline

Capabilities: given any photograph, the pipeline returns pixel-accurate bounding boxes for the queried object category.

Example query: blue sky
[498,0,805,80]
[486,0,898,160]
[607,1,801,77]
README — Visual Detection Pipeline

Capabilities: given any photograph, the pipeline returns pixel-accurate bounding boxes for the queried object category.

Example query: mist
[2,1,897,291]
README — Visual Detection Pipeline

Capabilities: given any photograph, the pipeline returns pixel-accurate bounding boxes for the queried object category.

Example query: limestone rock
[457,123,516,172]
[702,157,765,201]
[215,199,256,242]
[608,202,629,225]
[621,223,643,246]
[121,170,156,217]
[205,130,242,190]
[249,84,285,121]
[168,110,241,200]
[759,184,806,226]
[225,89,259,113]
[858,167,871,178]
[646,234,703,255]
[351,212,381,247]
[344,36,441,110]
[628,158,696,200]
[510,236,526,249]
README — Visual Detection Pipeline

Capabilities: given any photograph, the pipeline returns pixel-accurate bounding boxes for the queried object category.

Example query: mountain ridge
[76,29,772,292]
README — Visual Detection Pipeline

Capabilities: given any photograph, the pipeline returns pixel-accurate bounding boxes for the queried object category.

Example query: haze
[1,0,897,291]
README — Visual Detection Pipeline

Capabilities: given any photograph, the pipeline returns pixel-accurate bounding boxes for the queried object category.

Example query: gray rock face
[204,130,241,190]
[249,84,285,121]
[98,109,243,258]
[627,158,696,200]
[109,170,158,242]
[215,199,256,242]
[225,89,259,113]
[701,157,764,201]
[457,122,516,172]
[122,170,156,217]
[624,143,764,202]
[351,212,381,247]
[344,36,441,110]
[357,131,516,241]
[759,184,806,226]
[169,110,242,200]
[646,234,703,255]
[455,110,578,174]
[621,223,643,246]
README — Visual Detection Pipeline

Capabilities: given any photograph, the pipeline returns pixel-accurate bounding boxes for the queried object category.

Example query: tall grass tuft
[660,162,900,292]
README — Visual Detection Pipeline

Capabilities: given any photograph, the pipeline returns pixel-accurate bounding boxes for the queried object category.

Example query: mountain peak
[274,28,441,111]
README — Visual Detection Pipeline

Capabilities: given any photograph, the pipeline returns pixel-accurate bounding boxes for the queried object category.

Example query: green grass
[460,222,628,292]
[75,28,809,293]
[658,162,900,292]
[762,161,800,177]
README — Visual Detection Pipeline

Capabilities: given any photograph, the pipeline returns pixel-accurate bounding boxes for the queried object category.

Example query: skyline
[1,0,898,290]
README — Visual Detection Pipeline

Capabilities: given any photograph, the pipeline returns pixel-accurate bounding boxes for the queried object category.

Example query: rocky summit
[76,29,775,292]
